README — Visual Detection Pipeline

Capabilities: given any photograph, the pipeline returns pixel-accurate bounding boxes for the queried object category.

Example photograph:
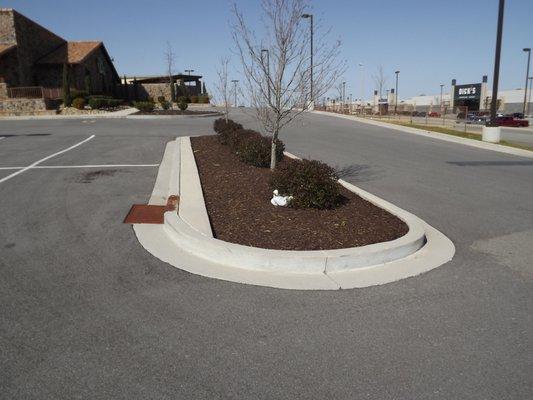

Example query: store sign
[454,83,481,101]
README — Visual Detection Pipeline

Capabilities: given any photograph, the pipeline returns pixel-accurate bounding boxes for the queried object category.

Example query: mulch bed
[190,136,408,250]
[133,110,221,116]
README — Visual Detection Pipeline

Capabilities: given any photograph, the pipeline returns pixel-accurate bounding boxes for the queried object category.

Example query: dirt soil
[191,135,409,250]
[133,110,221,116]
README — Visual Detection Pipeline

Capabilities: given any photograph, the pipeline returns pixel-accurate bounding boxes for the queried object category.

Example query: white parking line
[0,135,95,184]
[0,137,6,141]
[0,164,159,171]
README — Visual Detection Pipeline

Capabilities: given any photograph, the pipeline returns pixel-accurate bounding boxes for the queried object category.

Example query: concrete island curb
[310,110,533,159]
[133,137,455,290]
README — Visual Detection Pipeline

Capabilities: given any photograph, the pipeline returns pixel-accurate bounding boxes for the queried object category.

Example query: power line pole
[522,48,531,116]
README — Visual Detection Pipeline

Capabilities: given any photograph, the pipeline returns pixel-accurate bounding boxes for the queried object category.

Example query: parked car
[494,116,529,127]
[511,112,524,119]
[417,111,427,117]
[428,111,440,118]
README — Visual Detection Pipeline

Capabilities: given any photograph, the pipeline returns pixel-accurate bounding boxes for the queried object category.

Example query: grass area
[384,121,533,152]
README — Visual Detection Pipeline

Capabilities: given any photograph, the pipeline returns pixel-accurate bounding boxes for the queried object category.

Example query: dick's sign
[454,83,482,101]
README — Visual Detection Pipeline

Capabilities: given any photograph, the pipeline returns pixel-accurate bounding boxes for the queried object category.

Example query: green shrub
[177,97,188,110]
[270,159,340,209]
[161,100,171,110]
[88,97,106,109]
[213,118,243,144]
[72,97,86,110]
[133,101,155,112]
[107,99,122,108]
[236,133,284,167]
[157,95,166,103]
[190,95,199,103]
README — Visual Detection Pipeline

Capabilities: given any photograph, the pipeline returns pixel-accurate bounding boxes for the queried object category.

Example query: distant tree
[202,81,207,95]
[62,63,71,107]
[372,65,387,99]
[215,56,231,122]
[165,41,176,102]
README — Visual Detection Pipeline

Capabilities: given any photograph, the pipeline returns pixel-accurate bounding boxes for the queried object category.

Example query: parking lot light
[523,48,531,116]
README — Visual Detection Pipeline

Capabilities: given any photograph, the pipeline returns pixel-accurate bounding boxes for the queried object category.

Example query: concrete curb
[178,137,213,237]
[310,110,533,159]
[133,137,455,290]
[148,138,180,205]
[0,107,138,121]
[126,112,223,120]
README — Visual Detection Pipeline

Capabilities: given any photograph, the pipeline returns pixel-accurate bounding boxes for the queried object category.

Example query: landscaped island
[190,120,408,251]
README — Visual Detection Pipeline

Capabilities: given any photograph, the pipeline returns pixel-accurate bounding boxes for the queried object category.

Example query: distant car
[418,111,427,117]
[511,112,524,119]
[428,111,440,118]
[494,116,529,127]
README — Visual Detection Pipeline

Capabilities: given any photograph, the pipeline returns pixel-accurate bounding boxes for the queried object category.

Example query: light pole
[522,48,531,116]
[301,13,313,107]
[261,49,271,103]
[231,79,239,107]
[440,84,444,113]
[359,63,364,114]
[484,0,505,143]
[342,81,346,104]
[394,70,400,115]
[524,76,533,118]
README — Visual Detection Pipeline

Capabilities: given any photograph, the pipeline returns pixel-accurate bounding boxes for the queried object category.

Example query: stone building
[0,8,119,93]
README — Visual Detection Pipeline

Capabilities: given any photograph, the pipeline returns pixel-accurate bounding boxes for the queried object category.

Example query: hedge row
[213,118,284,168]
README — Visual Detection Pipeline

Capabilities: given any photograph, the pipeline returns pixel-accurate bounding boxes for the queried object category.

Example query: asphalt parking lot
[1,112,532,399]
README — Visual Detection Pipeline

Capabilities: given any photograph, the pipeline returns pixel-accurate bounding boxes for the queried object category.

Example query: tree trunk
[270,130,279,170]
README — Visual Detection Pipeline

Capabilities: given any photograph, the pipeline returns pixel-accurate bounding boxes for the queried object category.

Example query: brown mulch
[190,136,408,250]
[133,110,221,116]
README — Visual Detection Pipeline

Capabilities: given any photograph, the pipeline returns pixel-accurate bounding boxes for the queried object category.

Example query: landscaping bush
[177,97,188,110]
[88,97,107,110]
[213,118,243,144]
[133,100,155,112]
[161,100,171,110]
[157,95,166,104]
[106,99,122,108]
[72,97,86,110]
[190,95,199,103]
[270,159,340,209]
[236,133,284,167]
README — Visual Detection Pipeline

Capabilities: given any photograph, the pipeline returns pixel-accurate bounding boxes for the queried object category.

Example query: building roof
[37,41,102,64]
[133,74,203,84]
[0,43,16,57]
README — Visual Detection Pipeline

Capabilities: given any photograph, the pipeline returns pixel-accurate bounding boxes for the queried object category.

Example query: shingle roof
[37,41,102,64]
[0,43,16,57]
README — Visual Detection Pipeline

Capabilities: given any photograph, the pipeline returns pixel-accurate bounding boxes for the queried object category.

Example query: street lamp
[342,81,346,104]
[524,76,533,117]
[440,84,444,112]
[301,13,313,108]
[359,63,364,114]
[394,70,400,115]
[261,49,271,103]
[484,0,505,144]
[522,48,531,116]
[231,79,239,107]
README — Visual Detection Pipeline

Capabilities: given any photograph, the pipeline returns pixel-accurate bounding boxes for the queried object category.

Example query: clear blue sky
[3,0,532,99]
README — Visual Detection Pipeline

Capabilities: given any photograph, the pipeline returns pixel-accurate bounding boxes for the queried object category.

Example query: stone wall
[0,97,57,115]
[0,9,17,44]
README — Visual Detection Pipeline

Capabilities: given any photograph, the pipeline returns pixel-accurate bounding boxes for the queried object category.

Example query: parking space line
[0,164,159,171]
[0,135,95,184]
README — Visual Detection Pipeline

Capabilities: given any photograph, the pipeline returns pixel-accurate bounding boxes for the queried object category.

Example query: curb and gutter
[310,110,533,159]
[0,107,139,121]
[134,137,455,290]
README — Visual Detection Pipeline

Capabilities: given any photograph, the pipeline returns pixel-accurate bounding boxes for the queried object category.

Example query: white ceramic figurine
[270,189,293,207]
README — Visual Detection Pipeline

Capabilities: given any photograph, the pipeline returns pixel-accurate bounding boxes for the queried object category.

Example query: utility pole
[302,13,314,108]
[528,76,533,117]
[231,79,239,107]
[522,48,531,116]
[359,63,364,114]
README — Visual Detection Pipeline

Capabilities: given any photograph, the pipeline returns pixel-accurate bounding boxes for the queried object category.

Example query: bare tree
[164,41,176,102]
[232,0,345,169]
[215,56,231,122]
[372,65,387,99]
